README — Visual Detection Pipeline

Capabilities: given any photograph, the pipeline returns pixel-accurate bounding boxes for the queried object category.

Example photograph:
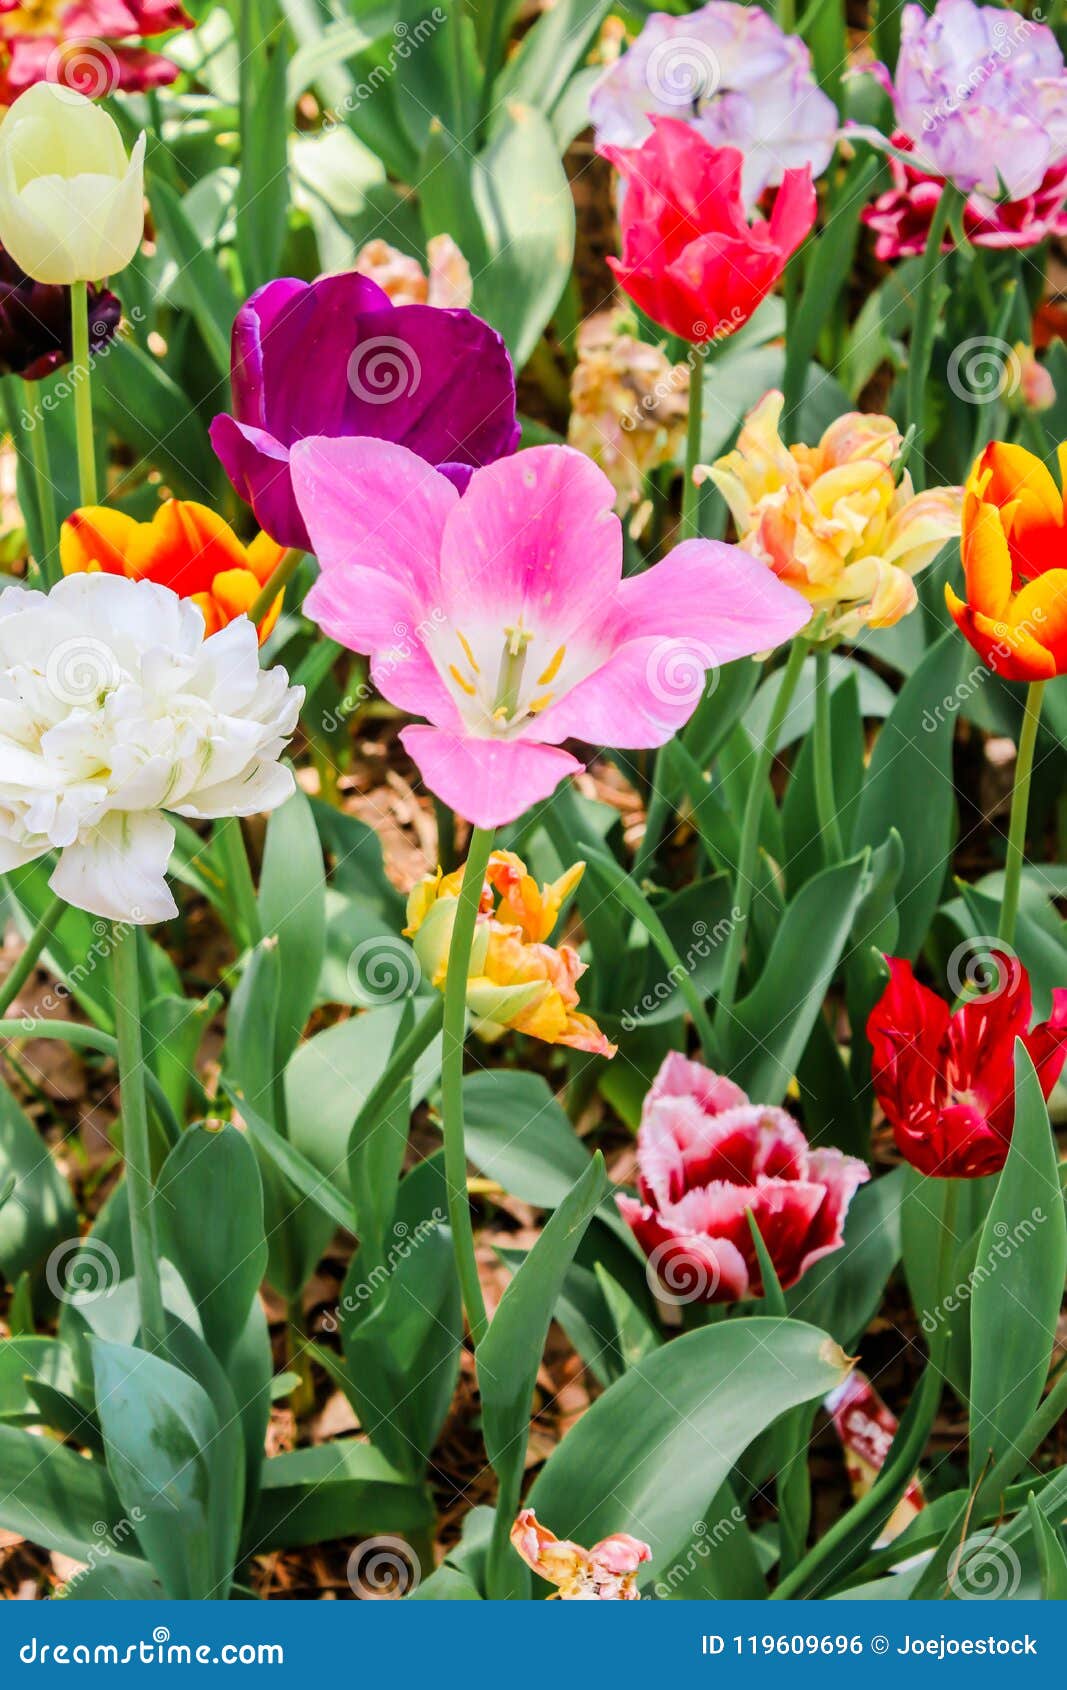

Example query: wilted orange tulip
[946,441,1067,680]
[510,1509,651,1600]
[60,500,286,643]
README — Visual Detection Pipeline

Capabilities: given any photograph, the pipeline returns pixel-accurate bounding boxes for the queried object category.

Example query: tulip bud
[0,84,145,285]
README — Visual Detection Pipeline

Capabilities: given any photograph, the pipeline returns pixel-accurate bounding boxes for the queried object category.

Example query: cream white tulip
[0,84,146,285]
[0,574,303,923]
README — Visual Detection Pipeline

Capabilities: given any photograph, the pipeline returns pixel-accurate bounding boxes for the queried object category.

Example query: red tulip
[600,116,816,346]
[617,1053,868,1303]
[867,955,1067,1178]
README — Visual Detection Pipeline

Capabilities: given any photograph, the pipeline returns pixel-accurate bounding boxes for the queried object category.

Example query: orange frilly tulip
[946,441,1067,680]
[60,500,286,643]
[404,849,616,1058]
[509,1509,651,1600]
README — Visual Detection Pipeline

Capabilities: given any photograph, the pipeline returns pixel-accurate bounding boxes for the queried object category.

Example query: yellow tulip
[0,85,145,285]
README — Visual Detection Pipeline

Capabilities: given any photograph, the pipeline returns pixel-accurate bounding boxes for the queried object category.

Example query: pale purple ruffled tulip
[210,273,520,550]
[291,440,810,828]
[868,0,1067,201]
[589,1,837,208]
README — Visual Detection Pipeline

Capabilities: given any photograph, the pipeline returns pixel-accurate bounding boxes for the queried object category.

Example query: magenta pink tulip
[292,440,809,827]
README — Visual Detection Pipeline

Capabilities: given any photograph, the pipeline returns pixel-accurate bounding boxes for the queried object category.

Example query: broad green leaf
[724,853,870,1102]
[0,1076,76,1285]
[236,17,291,292]
[969,1044,1067,1480]
[527,1318,850,1584]
[258,783,326,1070]
[0,1424,126,1560]
[148,178,236,376]
[246,1440,434,1552]
[92,1342,226,1599]
[155,1123,268,1362]
[0,1336,73,1419]
[852,632,961,957]
[787,1169,904,1349]
[462,1069,591,1208]
[478,1155,608,1596]
[1028,1492,1067,1599]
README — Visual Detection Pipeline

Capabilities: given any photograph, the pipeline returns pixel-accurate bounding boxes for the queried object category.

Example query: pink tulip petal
[400,725,583,827]
[613,537,810,656]
[437,446,623,640]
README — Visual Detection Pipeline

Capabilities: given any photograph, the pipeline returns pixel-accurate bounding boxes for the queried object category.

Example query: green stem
[348,995,444,1239]
[0,1018,180,1140]
[21,382,59,581]
[69,281,98,507]
[905,186,959,491]
[713,636,809,1040]
[247,547,303,627]
[812,645,843,864]
[214,815,261,952]
[111,923,166,1354]
[681,348,704,538]
[998,679,1045,950]
[0,893,66,1017]
[440,825,493,1347]
[475,0,507,136]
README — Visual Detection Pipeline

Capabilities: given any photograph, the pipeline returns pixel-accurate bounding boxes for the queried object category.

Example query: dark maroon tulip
[0,249,121,381]
[210,273,520,549]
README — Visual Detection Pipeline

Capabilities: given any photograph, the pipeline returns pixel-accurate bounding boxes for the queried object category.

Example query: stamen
[537,644,566,686]
[456,629,480,673]
[449,664,477,697]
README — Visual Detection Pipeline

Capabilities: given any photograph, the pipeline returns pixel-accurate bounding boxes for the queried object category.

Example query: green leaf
[478,1154,609,1596]
[969,1043,1067,1481]
[93,338,223,501]
[724,853,870,1102]
[246,1440,434,1551]
[258,784,326,1069]
[786,1169,903,1349]
[155,1123,268,1363]
[92,1341,228,1599]
[148,177,237,376]
[1028,1492,1067,1598]
[782,155,878,400]
[236,20,291,292]
[527,1318,850,1585]
[463,1068,592,1208]
[222,1081,353,1236]
[0,1424,127,1560]
[851,632,961,957]
[0,1075,77,1285]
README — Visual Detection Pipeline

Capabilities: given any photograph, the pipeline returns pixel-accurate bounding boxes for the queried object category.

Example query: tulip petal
[50,810,177,923]
[399,725,582,828]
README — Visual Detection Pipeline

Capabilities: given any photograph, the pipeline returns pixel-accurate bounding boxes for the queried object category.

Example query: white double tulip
[0,83,145,285]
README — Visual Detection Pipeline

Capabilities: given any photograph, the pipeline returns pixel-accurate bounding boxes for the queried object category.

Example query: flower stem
[440,824,493,1347]
[247,547,303,627]
[998,679,1045,950]
[20,382,59,582]
[812,645,843,864]
[0,891,66,1017]
[905,186,959,491]
[713,636,809,1041]
[681,345,705,537]
[214,815,261,952]
[69,281,98,507]
[111,922,167,1354]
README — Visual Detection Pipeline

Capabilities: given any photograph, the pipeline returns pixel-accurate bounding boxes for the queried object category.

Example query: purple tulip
[210,273,521,550]
[0,248,120,381]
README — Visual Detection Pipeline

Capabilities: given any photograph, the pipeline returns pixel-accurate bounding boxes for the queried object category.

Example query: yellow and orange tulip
[404,850,615,1058]
[703,391,962,640]
[946,440,1067,681]
[60,499,286,643]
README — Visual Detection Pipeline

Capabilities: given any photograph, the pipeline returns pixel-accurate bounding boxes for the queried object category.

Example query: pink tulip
[292,440,809,827]
[618,1053,869,1302]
